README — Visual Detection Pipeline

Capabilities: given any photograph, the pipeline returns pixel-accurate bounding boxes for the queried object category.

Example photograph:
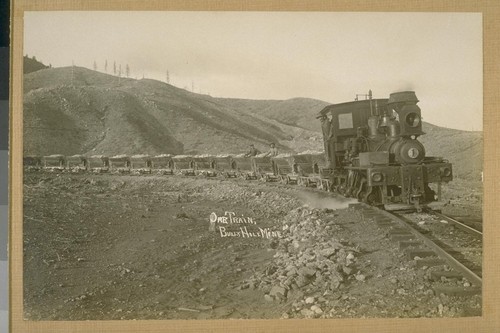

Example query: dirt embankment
[23,173,481,320]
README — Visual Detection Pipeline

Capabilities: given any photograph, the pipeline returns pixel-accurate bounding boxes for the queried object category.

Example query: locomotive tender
[317,90,452,211]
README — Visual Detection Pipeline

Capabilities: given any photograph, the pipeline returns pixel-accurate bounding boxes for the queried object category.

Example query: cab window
[338,113,354,129]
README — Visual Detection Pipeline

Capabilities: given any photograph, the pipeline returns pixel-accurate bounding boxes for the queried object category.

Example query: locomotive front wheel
[364,187,381,206]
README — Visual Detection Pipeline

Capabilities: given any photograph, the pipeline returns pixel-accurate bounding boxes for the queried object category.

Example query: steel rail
[431,211,482,237]
[378,209,482,287]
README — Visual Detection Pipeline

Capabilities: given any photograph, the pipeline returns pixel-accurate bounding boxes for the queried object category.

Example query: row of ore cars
[23,152,335,189]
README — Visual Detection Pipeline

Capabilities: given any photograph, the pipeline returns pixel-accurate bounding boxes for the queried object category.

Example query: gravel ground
[23,172,482,320]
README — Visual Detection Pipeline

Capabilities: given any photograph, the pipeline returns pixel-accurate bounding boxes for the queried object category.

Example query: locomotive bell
[388,91,424,137]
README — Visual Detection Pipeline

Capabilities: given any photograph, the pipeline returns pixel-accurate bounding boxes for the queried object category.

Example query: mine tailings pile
[244,207,364,318]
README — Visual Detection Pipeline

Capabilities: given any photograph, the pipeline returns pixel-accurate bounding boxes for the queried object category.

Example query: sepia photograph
[18,8,485,325]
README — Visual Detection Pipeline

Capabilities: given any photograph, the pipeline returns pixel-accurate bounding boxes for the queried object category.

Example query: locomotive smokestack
[387,91,419,111]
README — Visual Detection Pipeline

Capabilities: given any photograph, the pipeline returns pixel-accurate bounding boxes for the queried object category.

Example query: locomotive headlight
[408,147,419,159]
[441,167,452,177]
[405,112,421,127]
[372,172,383,182]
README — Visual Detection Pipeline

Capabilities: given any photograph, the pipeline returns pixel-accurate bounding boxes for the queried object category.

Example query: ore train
[23,90,452,211]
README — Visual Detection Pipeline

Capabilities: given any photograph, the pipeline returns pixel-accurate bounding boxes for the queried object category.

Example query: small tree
[126,64,130,78]
[104,59,108,72]
[166,70,170,83]
[93,61,97,71]
[118,64,122,77]
[113,61,116,75]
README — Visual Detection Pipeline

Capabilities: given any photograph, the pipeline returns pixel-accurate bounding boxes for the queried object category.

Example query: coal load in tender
[244,207,364,318]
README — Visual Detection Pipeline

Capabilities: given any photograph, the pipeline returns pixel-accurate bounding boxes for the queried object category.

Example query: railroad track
[430,211,482,236]
[358,204,482,297]
[241,178,483,295]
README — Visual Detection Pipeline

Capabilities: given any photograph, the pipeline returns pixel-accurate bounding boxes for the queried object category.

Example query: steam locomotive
[317,90,452,211]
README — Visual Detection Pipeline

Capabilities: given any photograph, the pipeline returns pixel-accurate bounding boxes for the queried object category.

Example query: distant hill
[216,97,330,131]
[24,55,49,74]
[419,122,482,180]
[23,65,482,180]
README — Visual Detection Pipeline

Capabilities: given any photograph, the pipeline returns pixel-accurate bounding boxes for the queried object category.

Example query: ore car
[130,155,152,174]
[317,91,452,211]
[192,155,217,177]
[109,155,131,173]
[66,154,88,172]
[171,155,196,176]
[212,155,237,178]
[151,154,174,175]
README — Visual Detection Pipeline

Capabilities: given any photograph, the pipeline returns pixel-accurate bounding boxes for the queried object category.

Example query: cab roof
[317,98,389,118]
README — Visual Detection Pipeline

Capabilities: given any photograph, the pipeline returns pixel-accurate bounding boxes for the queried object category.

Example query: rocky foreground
[23,172,481,320]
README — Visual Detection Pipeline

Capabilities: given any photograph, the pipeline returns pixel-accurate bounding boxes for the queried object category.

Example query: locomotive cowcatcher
[317,90,452,211]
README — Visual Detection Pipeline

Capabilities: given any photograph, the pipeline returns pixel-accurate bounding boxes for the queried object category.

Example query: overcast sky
[24,11,482,131]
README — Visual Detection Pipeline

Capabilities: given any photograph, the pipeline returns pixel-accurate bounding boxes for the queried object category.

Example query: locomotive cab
[318,94,389,169]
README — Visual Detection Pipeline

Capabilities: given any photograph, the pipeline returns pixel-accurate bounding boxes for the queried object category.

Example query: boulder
[269,285,287,299]
[298,267,316,278]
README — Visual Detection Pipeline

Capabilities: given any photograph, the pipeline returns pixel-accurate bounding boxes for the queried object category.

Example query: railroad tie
[406,249,436,260]
[429,270,464,281]
[433,285,482,296]
[415,258,445,268]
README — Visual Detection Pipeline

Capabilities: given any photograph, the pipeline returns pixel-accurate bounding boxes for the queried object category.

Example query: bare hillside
[419,122,482,180]
[23,67,293,156]
[216,97,330,131]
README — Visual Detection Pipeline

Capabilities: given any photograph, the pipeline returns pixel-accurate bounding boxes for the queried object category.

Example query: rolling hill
[24,66,311,156]
[215,97,330,131]
[23,65,482,180]
[419,122,482,180]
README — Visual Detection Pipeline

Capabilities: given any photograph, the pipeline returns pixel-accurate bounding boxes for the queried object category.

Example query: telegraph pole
[71,60,74,86]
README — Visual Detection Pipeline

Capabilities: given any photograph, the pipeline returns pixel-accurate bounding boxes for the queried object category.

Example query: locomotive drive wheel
[357,190,366,202]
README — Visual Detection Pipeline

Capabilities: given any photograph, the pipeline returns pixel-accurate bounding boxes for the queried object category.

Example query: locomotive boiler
[317,90,452,211]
